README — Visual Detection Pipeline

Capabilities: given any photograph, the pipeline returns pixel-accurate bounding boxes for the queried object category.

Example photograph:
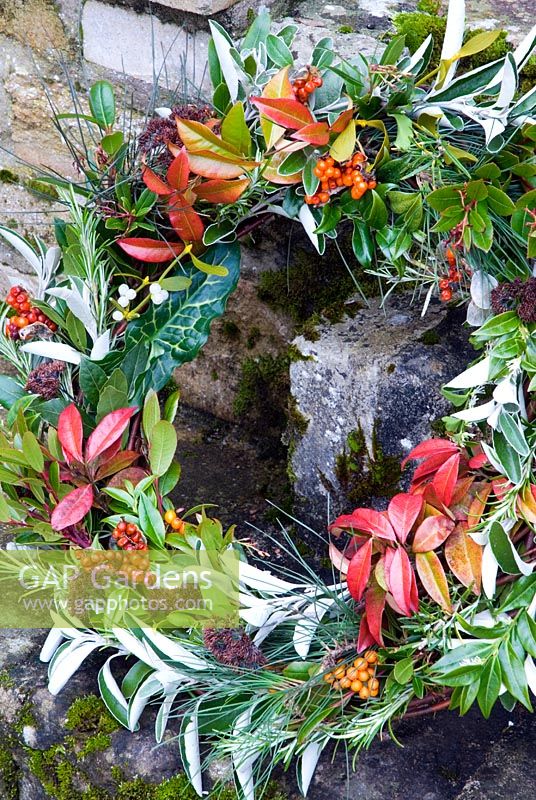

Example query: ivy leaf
[124,244,240,394]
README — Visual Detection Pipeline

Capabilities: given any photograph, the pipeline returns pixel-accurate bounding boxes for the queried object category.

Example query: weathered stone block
[153,0,240,14]
[81,0,211,90]
[289,296,475,524]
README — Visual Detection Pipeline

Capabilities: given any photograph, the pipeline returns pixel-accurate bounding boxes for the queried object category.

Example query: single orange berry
[171,517,185,532]
[324,672,334,683]
[440,288,453,302]
[318,192,330,203]
[439,278,450,290]
[350,680,363,693]
[340,677,352,689]
[164,509,177,524]
[364,650,378,664]
[358,670,370,683]
[359,686,370,699]
[333,666,346,679]
[354,657,367,669]
[369,678,379,691]
[313,167,324,178]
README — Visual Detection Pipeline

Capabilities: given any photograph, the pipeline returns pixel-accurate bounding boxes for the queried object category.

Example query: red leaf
[250,96,315,130]
[385,546,414,616]
[492,477,513,500]
[415,551,452,613]
[85,407,137,464]
[51,484,93,530]
[166,147,190,191]
[58,404,84,464]
[432,452,460,506]
[347,539,373,601]
[401,438,458,469]
[387,493,423,543]
[117,238,184,263]
[142,166,171,195]
[468,452,488,470]
[409,566,419,612]
[357,613,376,652]
[410,452,459,487]
[412,514,455,552]
[107,467,148,489]
[330,108,354,134]
[291,122,330,146]
[349,508,397,542]
[365,583,386,645]
[168,196,205,242]
[95,450,140,481]
[193,178,250,204]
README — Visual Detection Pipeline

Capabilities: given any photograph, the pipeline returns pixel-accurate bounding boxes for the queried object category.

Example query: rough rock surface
[290,297,475,522]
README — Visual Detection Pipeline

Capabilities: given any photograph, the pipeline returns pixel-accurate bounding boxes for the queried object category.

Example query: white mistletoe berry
[118,283,130,296]
[112,310,124,322]
[118,296,130,308]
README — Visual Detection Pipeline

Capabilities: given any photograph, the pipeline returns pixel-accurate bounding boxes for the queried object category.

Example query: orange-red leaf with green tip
[291,122,330,146]
[176,118,241,157]
[415,550,452,613]
[58,404,84,464]
[166,147,190,191]
[250,96,315,130]
[117,238,184,262]
[95,450,140,481]
[347,538,373,601]
[412,514,454,552]
[387,493,423,543]
[444,522,482,593]
[193,178,250,204]
[142,166,171,195]
[467,482,492,527]
[51,484,93,530]
[187,151,259,179]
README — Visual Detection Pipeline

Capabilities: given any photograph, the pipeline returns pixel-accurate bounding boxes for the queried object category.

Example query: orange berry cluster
[323,650,380,699]
[75,548,150,572]
[305,152,377,206]
[112,520,148,550]
[292,69,323,103]
[439,245,461,302]
[164,508,186,533]
[4,286,57,340]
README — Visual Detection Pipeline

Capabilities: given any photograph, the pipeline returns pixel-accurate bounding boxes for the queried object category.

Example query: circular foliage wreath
[0,0,535,798]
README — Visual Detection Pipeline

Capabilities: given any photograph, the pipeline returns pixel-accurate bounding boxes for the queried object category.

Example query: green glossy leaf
[352,219,374,267]
[22,431,44,473]
[138,493,166,548]
[498,641,532,710]
[477,657,500,718]
[516,611,536,658]
[500,575,536,611]
[79,358,107,408]
[0,376,26,409]
[89,81,115,128]
[149,420,177,477]
[142,390,160,441]
[489,521,522,574]
[486,185,515,216]
[393,657,413,684]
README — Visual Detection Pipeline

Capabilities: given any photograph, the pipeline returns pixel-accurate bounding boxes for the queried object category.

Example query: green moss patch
[334,422,401,505]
